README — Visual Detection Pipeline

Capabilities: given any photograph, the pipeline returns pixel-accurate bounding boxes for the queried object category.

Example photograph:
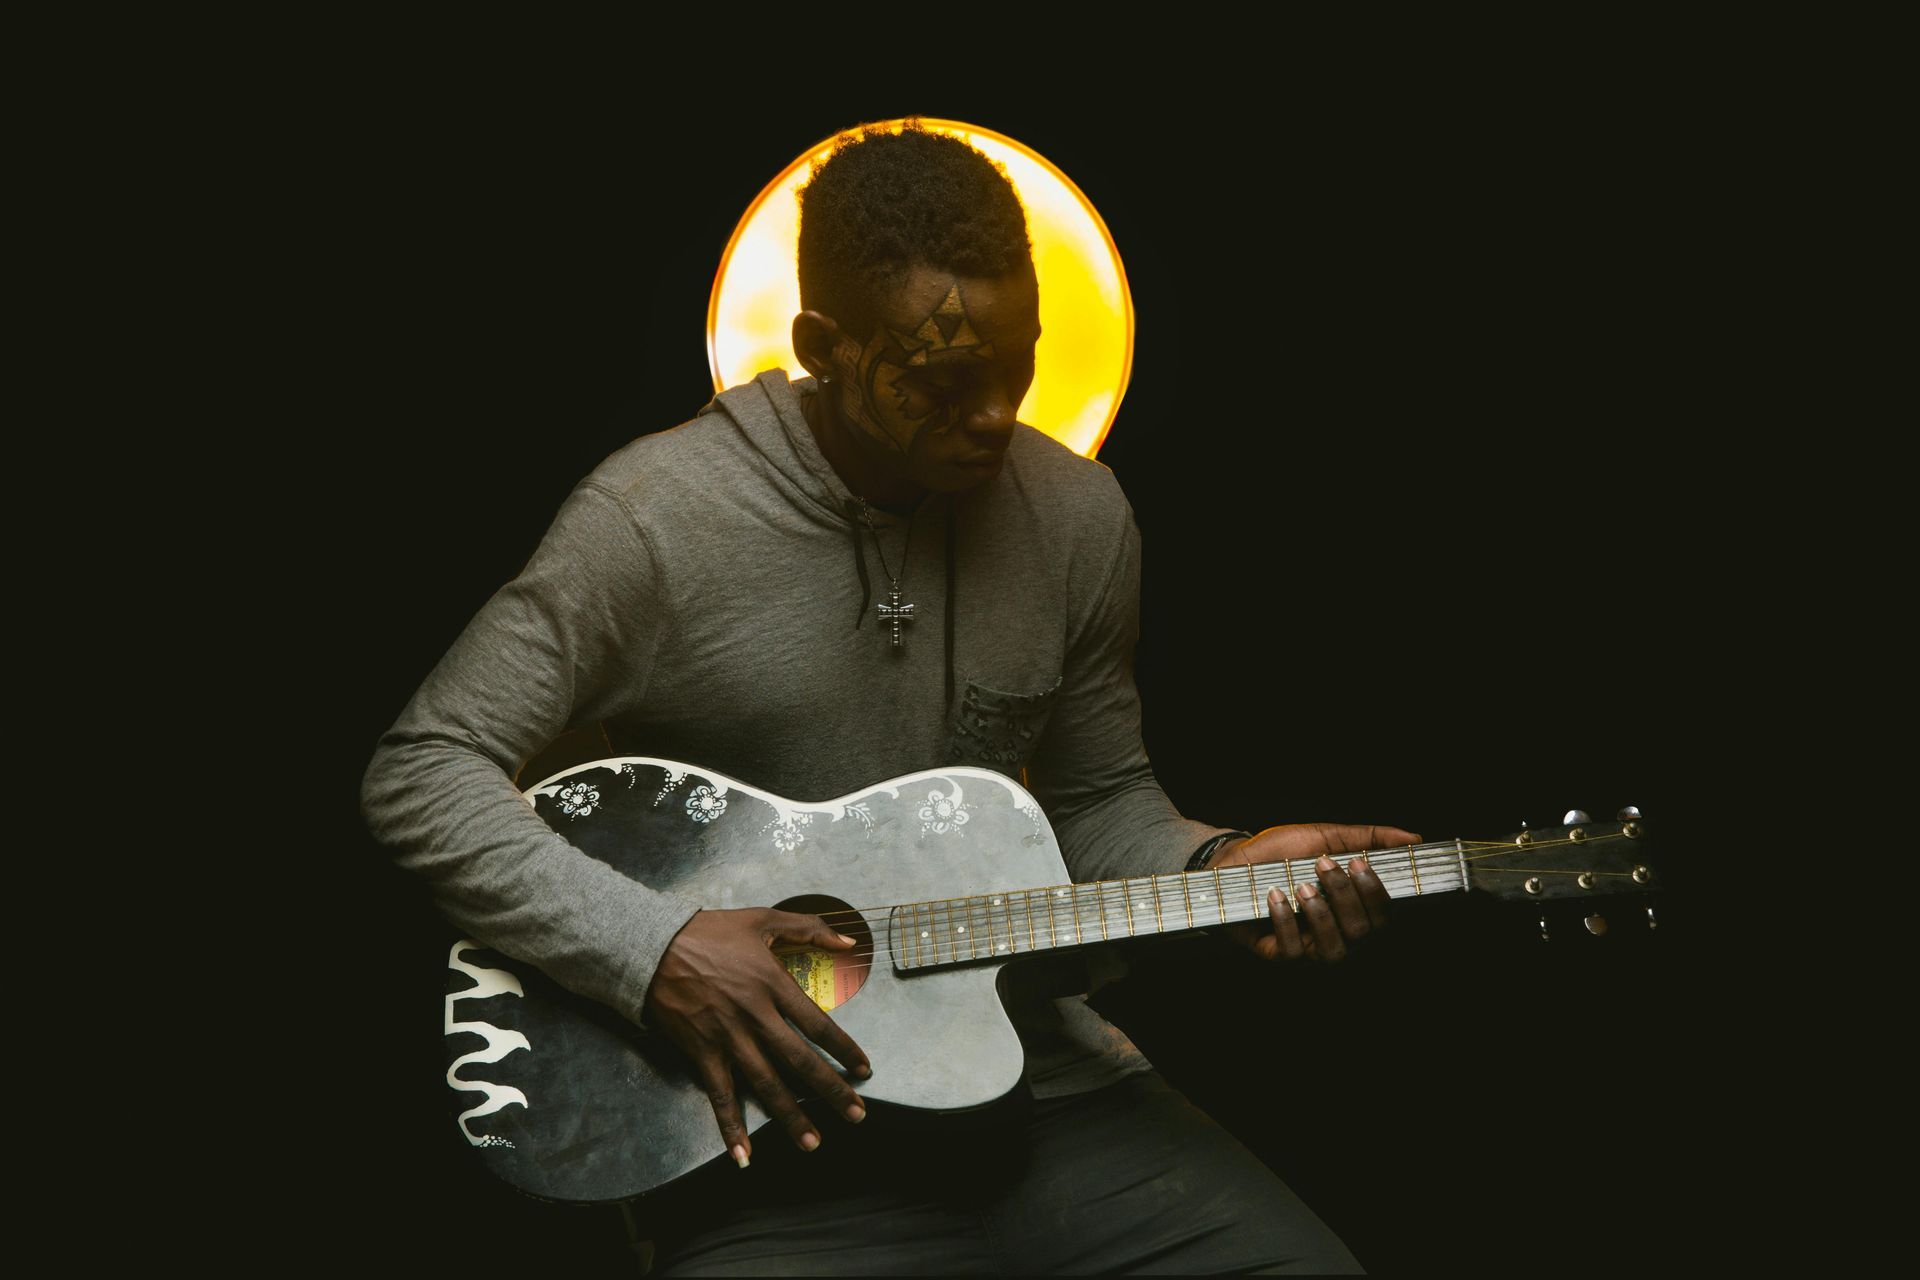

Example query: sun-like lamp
[707,118,1133,459]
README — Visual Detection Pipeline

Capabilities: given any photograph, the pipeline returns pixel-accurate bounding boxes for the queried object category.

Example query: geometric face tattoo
[830,283,1001,456]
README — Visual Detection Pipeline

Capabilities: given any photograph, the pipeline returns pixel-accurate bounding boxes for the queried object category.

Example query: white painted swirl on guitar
[445,940,531,1148]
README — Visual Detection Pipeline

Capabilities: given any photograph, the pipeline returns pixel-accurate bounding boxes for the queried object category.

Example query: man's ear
[792,311,846,382]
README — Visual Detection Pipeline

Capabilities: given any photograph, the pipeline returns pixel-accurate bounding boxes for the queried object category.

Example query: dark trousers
[643,1070,1363,1275]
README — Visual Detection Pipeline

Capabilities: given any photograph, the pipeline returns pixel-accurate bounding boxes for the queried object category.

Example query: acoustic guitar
[442,755,1656,1203]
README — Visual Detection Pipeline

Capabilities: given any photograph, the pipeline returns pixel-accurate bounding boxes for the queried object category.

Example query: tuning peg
[1646,904,1658,931]
[1563,809,1591,826]
[1538,915,1550,942]
[1584,914,1608,936]
[1617,806,1642,822]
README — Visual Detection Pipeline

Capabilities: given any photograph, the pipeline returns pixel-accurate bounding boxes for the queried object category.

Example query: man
[361,118,1413,1274]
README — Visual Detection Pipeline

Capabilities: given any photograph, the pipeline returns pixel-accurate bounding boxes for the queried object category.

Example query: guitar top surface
[444,756,1065,1203]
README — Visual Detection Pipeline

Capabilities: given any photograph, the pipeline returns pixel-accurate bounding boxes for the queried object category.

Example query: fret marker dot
[920,931,929,938]
[957,925,966,932]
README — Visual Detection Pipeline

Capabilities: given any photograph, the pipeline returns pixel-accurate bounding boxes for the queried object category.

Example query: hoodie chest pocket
[944,674,1064,775]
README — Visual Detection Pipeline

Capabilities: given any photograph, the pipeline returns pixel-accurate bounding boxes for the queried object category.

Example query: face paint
[831,283,1000,457]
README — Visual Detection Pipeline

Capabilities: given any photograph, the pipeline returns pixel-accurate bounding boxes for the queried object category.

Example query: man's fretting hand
[644,908,872,1167]
[1210,823,1421,963]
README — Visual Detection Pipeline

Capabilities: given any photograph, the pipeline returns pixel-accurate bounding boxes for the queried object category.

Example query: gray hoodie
[359,368,1242,1097]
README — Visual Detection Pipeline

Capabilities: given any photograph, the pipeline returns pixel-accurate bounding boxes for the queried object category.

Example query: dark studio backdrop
[295,85,1722,1271]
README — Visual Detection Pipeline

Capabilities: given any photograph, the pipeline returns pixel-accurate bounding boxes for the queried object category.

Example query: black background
[279,73,1735,1272]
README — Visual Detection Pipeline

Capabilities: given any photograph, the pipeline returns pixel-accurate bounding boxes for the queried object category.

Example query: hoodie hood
[697,368,876,530]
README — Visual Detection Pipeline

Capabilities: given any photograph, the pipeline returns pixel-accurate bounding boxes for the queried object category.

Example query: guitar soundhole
[773,893,872,1013]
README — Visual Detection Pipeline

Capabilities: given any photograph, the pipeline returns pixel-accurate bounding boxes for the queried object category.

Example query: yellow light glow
[707,118,1133,459]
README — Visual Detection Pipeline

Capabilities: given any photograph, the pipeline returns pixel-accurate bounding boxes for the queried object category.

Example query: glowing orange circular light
[707,118,1133,459]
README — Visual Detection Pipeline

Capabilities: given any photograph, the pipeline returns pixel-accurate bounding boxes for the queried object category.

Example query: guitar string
[768,854,1639,969]
[778,855,1455,940]
[784,861,1617,959]
[778,831,1624,927]
[763,837,1646,968]
[769,866,1448,968]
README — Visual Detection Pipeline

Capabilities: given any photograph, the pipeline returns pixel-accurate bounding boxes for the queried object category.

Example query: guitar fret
[1025,889,1037,951]
[1180,873,1195,929]
[1045,886,1060,950]
[1246,864,1260,918]
[1096,881,1111,941]
[1212,867,1227,924]
[1150,874,1166,934]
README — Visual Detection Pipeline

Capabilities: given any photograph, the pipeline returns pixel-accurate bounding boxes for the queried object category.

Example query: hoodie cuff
[613,892,707,1031]
[1185,830,1253,874]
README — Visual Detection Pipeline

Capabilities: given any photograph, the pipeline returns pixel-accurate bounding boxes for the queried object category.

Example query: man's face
[825,263,1041,492]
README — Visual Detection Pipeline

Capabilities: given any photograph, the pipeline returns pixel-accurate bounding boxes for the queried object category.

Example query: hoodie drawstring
[944,493,956,714]
[847,499,872,628]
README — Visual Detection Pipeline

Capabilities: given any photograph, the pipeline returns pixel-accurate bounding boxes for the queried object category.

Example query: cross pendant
[876,583,915,649]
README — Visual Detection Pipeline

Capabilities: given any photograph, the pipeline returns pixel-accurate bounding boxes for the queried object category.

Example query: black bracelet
[1185,831,1252,874]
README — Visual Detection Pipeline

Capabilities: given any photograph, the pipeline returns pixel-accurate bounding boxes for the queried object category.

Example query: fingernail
[1299,883,1318,901]
[1351,855,1369,874]
[800,1131,820,1151]
[853,1062,872,1078]
[731,1145,750,1169]
[1268,887,1282,906]
[1316,856,1336,873]
[836,934,856,946]
[846,1104,866,1123]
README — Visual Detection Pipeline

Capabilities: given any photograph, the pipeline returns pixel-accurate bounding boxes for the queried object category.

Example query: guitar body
[443,756,1067,1204]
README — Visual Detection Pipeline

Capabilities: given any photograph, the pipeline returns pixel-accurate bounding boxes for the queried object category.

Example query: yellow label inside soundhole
[780,947,867,1011]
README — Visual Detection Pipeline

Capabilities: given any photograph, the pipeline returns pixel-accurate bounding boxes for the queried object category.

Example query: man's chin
[948,453,1007,485]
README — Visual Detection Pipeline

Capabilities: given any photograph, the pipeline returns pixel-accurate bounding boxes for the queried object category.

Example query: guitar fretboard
[890,840,1468,969]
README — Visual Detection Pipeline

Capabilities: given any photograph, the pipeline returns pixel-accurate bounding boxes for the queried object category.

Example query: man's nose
[963,388,1018,443]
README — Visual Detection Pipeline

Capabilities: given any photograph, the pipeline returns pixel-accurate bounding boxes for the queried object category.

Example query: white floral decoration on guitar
[918,781,973,836]
[686,785,728,824]
[557,781,600,819]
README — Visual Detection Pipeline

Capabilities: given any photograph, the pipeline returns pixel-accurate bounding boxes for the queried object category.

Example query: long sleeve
[358,479,702,1028]
[1025,495,1241,885]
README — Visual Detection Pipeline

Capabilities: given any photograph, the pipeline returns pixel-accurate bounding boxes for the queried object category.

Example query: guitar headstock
[1466,807,1657,939]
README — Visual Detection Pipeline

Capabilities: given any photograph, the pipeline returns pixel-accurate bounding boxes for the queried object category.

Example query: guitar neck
[892,840,1469,970]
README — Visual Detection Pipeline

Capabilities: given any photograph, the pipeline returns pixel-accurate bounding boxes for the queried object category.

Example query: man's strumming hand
[1209,823,1420,963]
[643,908,872,1167]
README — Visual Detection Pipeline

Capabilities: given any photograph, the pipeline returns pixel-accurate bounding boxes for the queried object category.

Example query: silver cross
[877,584,915,649]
